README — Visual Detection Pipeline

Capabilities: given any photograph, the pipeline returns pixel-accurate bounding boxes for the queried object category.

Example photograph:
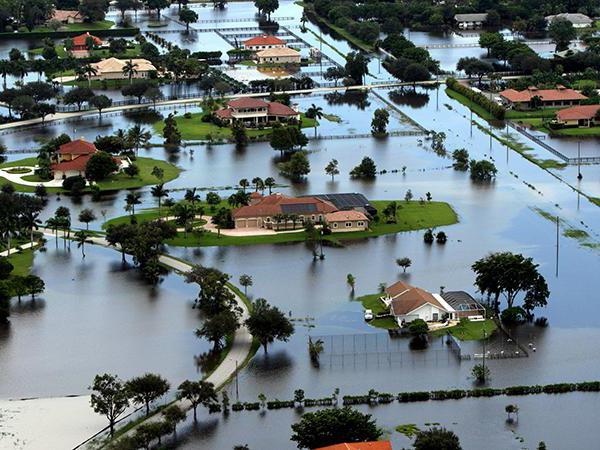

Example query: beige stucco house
[256,47,301,65]
[90,58,157,81]
[325,211,370,232]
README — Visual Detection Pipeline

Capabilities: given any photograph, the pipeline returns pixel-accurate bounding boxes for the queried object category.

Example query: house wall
[329,219,369,232]
[53,169,84,180]
[92,70,153,81]
[257,55,301,64]
[244,44,285,51]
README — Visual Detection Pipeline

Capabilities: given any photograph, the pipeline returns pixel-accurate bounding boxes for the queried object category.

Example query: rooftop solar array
[281,203,318,214]
[303,193,377,215]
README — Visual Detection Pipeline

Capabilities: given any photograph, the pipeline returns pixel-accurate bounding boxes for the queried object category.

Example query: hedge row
[222,381,600,414]
[446,77,506,120]
[0,27,139,40]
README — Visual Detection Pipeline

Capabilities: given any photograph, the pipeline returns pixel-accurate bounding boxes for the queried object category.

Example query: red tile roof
[227,98,269,109]
[243,34,286,47]
[233,194,337,218]
[500,87,587,103]
[556,104,600,121]
[58,139,97,155]
[267,101,297,116]
[50,154,92,172]
[250,191,263,198]
[72,32,103,47]
[51,10,82,21]
[215,108,232,118]
[316,442,393,450]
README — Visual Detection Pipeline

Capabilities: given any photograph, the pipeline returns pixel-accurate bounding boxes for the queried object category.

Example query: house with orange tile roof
[71,32,104,52]
[232,193,337,229]
[214,97,300,126]
[316,441,393,450]
[256,46,301,64]
[381,281,456,326]
[325,210,370,232]
[499,86,587,110]
[555,104,600,128]
[89,57,157,80]
[50,139,124,180]
[242,34,287,51]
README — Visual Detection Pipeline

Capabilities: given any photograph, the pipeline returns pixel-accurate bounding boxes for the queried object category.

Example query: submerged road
[39,230,253,449]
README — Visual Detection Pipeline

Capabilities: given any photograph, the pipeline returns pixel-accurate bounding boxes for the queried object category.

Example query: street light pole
[482,329,487,382]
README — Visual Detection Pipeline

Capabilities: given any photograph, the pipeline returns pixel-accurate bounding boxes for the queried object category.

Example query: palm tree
[173,202,195,237]
[306,103,323,137]
[122,59,139,84]
[127,125,151,155]
[74,230,89,258]
[264,177,276,194]
[125,192,142,216]
[45,217,60,246]
[82,63,98,87]
[239,178,249,192]
[0,60,10,89]
[251,177,264,192]
[184,187,201,208]
[346,273,355,293]
[151,184,169,218]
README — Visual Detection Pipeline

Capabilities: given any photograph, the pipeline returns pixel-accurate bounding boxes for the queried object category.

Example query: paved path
[0,241,39,257]
[39,230,254,447]
[0,165,66,187]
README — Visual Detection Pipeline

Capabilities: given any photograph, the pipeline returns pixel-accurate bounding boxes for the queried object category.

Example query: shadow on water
[249,349,294,374]
[388,89,430,108]
[324,91,371,110]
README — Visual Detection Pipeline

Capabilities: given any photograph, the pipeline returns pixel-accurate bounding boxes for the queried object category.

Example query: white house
[381,281,456,327]
[545,13,592,28]
[454,13,488,29]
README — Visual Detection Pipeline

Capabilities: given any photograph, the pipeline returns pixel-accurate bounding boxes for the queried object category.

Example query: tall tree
[176,380,217,423]
[472,252,549,313]
[151,184,169,217]
[245,298,294,353]
[89,373,130,436]
[179,7,198,32]
[291,407,382,449]
[413,427,462,450]
[126,373,170,416]
[325,159,339,181]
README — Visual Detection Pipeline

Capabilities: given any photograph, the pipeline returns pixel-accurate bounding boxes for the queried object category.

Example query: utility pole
[470,109,473,137]
[577,141,583,180]
[555,216,559,277]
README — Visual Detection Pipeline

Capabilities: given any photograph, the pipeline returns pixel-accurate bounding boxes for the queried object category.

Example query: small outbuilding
[545,13,592,28]
[256,47,301,64]
[454,13,488,29]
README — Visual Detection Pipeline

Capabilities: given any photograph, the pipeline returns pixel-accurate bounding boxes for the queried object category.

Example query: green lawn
[445,88,496,121]
[0,156,180,193]
[4,248,34,277]
[100,200,457,247]
[31,43,141,61]
[431,319,497,341]
[32,20,115,32]
[153,111,318,141]
[506,108,561,119]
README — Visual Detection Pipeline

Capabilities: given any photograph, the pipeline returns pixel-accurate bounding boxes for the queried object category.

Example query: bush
[501,306,526,324]
[183,112,192,119]
[398,391,431,402]
[534,316,548,327]
[62,175,86,193]
[446,78,505,120]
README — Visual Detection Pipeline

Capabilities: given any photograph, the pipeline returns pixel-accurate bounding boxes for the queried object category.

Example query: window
[311,215,315,221]
[357,221,364,227]
[332,223,338,228]
[266,217,271,223]
[345,222,352,227]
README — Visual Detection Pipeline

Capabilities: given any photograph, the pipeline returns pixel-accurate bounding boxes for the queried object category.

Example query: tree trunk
[193,405,197,422]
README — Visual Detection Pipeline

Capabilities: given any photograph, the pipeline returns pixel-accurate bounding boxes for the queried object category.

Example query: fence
[445,334,470,360]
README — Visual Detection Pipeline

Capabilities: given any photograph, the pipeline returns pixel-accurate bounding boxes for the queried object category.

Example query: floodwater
[1,2,600,449]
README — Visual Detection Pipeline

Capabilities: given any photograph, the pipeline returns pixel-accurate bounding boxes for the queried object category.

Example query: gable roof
[316,442,393,450]
[243,34,286,46]
[51,154,93,172]
[326,211,369,222]
[454,13,488,22]
[227,97,269,109]
[256,47,300,58]
[385,281,448,316]
[556,104,600,121]
[91,57,156,73]
[545,13,592,25]
[72,32,103,47]
[58,139,97,155]
[500,87,587,103]
[267,101,297,116]
[51,10,82,21]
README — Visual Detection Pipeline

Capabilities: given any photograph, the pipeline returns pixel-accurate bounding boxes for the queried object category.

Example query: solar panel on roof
[281,203,318,214]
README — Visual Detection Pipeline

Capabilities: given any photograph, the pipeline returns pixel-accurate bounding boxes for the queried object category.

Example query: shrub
[183,112,192,119]
[62,175,86,193]
[501,307,526,324]
[534,316,548,327]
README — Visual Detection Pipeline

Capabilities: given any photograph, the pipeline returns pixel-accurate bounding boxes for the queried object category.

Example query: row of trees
[90,371,218,437]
